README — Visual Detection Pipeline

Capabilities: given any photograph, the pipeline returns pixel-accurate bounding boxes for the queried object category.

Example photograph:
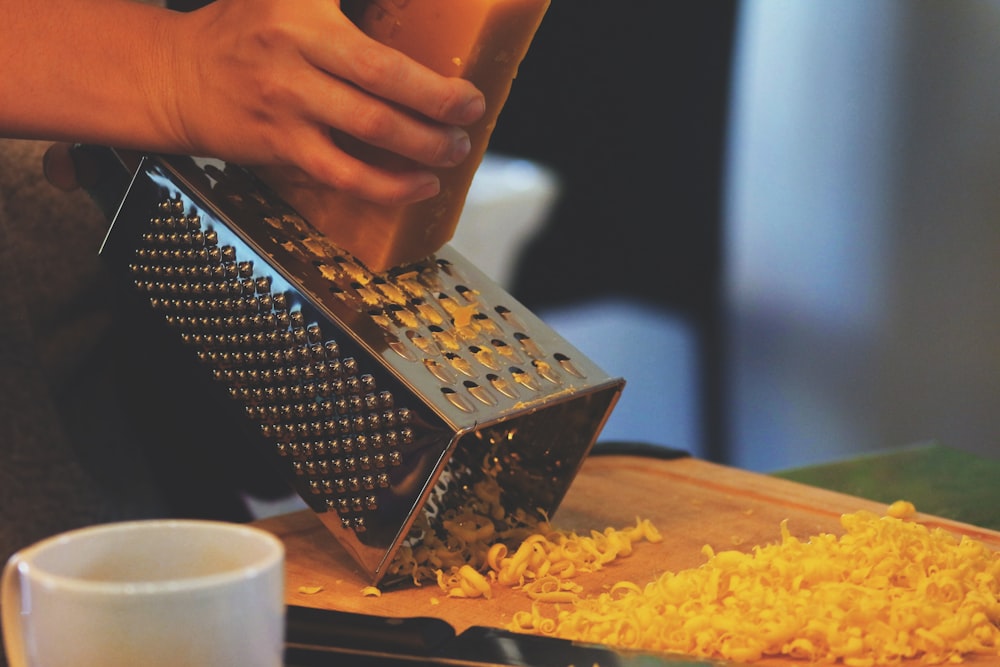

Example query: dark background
[488,1,738,460]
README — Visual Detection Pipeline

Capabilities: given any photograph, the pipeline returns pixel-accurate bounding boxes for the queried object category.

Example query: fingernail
[449,131,472,165]
[459,94,486,125]
[408,176,440,203]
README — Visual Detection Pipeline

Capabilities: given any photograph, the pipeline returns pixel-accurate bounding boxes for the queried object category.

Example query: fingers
[250,43,482,203]
[171,0,486,205]
[298,16,485,170]
[42,142,81,191]
[284,126,444,205]
[298,68,475,171]
[311,18,486,127]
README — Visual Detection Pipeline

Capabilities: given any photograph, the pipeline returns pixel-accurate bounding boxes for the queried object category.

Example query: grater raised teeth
[90,148,624,585]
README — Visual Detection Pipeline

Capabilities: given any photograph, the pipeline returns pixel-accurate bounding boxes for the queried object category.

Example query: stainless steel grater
[92,149,624,585]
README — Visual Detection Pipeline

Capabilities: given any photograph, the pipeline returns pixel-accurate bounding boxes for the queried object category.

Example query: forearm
[0,0,190,153]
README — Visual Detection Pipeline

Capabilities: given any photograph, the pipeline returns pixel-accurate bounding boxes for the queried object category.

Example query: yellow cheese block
[261,0,550,272]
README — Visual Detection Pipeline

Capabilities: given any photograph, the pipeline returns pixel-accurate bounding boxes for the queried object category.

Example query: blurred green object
[773,443,1000,531]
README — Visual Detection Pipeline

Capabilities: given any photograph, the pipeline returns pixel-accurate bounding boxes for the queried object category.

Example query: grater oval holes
[554,352,586,378]
[464,380,497,406]
[385,303,419,328]
[445,352,475,377]
[454,284,478,302]
[373,278,408,306]
[368,308,393,330]
[473,313,502,335]
[435,257,463,280]
[385,333,417,361]
[441,387,474,412]
[429,325,460,351]
[453,310,482,342]
[494,305,526,330]
[532,359,562,385]
[424,359,456,384]
[509,366,540,392]
[406,330,438,356]
[353,282,380,308]
[486,373,519,399]
[468,345,501,371]
[314,259,343,281]
[514,332,545,359]
[436,291,459,315]
[328,284,360,309]
[412,298,445,325]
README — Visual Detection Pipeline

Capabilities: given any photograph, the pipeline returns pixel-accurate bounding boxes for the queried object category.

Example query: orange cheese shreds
[433,517,661,600]
[436,564,493,599]
[494,518,661,589]
[508,510,1000,665]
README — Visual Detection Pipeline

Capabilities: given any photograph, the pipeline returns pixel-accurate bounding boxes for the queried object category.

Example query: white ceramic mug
[2,519,285,667]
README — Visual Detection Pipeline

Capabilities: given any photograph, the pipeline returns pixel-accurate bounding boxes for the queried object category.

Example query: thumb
[42,142,100,192]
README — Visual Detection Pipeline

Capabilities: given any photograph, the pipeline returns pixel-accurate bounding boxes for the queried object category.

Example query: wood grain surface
[257,454,1000,665]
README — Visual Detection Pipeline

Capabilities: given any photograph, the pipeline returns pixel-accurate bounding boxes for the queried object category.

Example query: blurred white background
[726,0,1000,470]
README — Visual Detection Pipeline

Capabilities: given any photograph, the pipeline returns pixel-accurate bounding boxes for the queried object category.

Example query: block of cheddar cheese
[257,0,550,273]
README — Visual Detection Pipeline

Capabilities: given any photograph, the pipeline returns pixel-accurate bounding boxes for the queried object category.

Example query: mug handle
[2,556,28,667]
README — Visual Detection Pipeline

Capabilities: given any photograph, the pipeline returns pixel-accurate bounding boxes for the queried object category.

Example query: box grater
[87,147,624,585]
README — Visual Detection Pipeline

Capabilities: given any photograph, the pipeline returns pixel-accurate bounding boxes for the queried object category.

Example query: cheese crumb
[297,585,324,595]
[887,499,917,519]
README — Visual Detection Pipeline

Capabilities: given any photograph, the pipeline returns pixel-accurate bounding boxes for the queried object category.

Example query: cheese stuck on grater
[256,0,550,272]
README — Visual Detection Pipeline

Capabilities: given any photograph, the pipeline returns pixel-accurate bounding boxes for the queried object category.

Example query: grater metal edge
[91,148,625,585]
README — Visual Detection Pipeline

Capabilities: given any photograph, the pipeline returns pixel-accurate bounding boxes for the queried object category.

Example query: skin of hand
[5,0,486,205]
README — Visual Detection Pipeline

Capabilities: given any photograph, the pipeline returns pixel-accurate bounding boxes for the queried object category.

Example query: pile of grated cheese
[504,507,1000,665]
[434,517,662,601]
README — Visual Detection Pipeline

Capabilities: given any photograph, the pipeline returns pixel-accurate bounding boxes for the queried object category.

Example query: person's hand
[34,0,485,204]
[159,0,485,205]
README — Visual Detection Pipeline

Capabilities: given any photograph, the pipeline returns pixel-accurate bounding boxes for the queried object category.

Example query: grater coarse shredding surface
[91,148,624,585]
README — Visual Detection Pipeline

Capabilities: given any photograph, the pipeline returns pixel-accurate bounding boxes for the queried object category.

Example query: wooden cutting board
[256,454,1000,665]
